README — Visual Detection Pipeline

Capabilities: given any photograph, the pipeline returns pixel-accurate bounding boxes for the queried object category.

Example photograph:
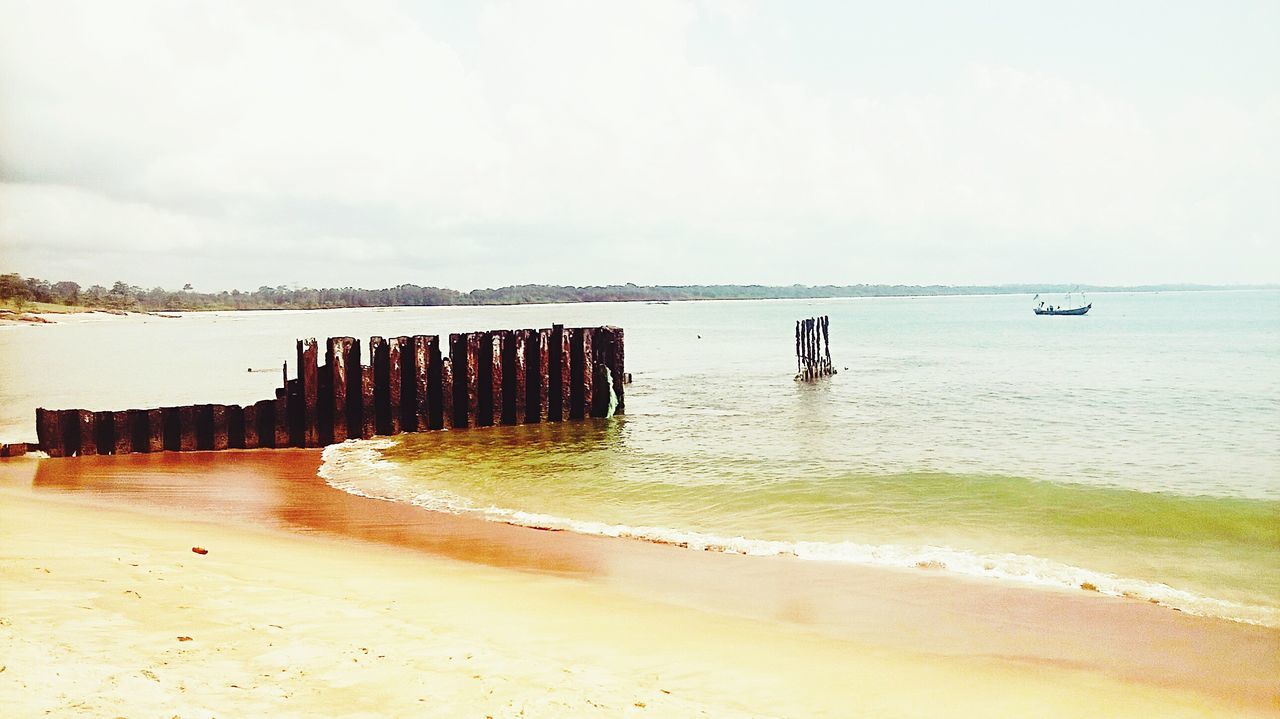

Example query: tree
[52,281,81,305]
[0,273,25,300]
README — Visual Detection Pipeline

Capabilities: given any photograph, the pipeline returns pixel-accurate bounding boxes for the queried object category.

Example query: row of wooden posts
[795,315,836,381]
[35,325,625,458]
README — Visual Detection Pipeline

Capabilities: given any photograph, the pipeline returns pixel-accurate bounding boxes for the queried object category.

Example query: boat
[1033,292,1091,316]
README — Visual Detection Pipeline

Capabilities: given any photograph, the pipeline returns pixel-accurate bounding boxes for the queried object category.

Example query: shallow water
[3,290,1278,624]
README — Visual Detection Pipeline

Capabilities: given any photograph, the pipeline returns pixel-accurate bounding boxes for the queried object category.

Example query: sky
[0,0,1276,292]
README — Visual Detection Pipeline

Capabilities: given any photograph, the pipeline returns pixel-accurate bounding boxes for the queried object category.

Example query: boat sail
[1033,291,1091,316]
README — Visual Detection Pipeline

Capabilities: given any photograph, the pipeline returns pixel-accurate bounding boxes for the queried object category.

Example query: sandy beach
[1,451,1275,718]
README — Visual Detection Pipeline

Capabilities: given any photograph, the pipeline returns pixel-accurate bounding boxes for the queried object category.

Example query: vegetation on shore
[0,272,1269,313]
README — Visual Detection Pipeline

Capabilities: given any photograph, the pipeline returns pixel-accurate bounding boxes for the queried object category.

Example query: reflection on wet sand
[3,450,1277,711]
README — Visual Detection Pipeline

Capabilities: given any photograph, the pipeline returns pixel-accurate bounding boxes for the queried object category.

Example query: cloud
[1,0,1276,288]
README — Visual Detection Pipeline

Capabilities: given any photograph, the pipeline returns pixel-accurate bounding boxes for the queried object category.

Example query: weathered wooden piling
[439,349,455,430]
[251,399,272,448]
[272,397,290,448]
[795,315,836,381]
[609,327,626,414]
[489,332,505,426]
[112,411,132,455]
[411,335,431,432]
[297,339,320,448]
[371,336,390,435]
[537,328,552,422]
[464,333,481,427]
[77,410,98,455]
[514,329,532,424]
[144,409,163,452]
[36,408,63,457]
[360,365,376,439]
[126,409,147,453]
[327,337,354,444]
[241,403,259,449]
[388,336,408,435]
[227,404,245,449]
[25,324,625,458]
[580,328,594,420]
[211,404,229,450]
[195,405,215,450]
[92,411,113,455]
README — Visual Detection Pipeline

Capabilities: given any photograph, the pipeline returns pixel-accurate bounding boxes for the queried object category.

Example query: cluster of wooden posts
[34,324,625,458]
[795,315,836,381]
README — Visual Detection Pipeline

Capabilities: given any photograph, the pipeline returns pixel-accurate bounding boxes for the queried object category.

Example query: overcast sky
[1,1,1276,291]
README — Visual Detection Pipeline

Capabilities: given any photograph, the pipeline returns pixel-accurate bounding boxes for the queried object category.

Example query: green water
[362,419,1278,623]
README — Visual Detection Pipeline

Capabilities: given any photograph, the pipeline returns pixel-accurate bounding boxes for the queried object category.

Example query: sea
[2,290,1277,626]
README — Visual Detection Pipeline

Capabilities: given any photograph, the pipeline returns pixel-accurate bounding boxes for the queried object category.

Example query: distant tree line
[0,271,1267,313]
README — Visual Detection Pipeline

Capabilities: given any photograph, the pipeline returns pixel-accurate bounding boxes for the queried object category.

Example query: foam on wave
[319,439,1280,628]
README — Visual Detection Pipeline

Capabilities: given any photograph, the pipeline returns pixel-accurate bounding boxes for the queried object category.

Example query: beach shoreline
[1,451,1276,717]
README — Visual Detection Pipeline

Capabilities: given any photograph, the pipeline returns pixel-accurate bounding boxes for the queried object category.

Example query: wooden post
[162,407,180,451]
[112,411,132,455]
[327,337,354,444]
[567,328,583,420]
[387,336,407,435]
[560,325,573,422]
[227,404,244,449]
[590,330,611,418]
[440,351,455,430]
[514,330,530,424]
[397,336,418,432]
[580,328,594,419]
[347,338,363,439]
[371,336,389,435]
[272,397,290,448]
[537,328,552,422]
[360,365,376,439]
[546,326,562,421]
[195,405,214,450]
[143,409,163,452]
[498,330,517,425]
[489,332,504,426]
[36,408,64,457]
[242,403,259,449]
[448,334,464,428]
[93,411,114,454]
[252,399,274,448]
[127,409,147,453]
[176,406,197,451]
[211,404,229,450]
[58,410,81,456]
[465,333,481,428]
[412,335,433,432]
[76,409,98,456]
[608,326,625,415]
[297,338,319,447]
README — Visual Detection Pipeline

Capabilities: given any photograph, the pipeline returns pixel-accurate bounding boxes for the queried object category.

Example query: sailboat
[1033,292,1091,316]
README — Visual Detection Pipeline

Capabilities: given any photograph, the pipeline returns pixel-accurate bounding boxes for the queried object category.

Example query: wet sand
[1,451,1277,717]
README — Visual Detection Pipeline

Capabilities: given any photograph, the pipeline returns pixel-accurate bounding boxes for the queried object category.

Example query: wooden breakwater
[795,316,836,381]
[33,325,625,458]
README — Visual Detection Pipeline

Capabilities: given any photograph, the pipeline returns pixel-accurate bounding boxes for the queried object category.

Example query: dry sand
[1,453,1276,718]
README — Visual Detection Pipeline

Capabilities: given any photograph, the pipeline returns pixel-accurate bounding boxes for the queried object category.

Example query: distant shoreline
[2,276,1276,317]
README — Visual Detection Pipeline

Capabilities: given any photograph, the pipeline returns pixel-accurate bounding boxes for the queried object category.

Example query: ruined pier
[33,324,625,457]
[795,315,835,381]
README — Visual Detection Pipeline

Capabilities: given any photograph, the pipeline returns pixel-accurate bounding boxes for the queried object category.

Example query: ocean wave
[319,439,1280,629]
